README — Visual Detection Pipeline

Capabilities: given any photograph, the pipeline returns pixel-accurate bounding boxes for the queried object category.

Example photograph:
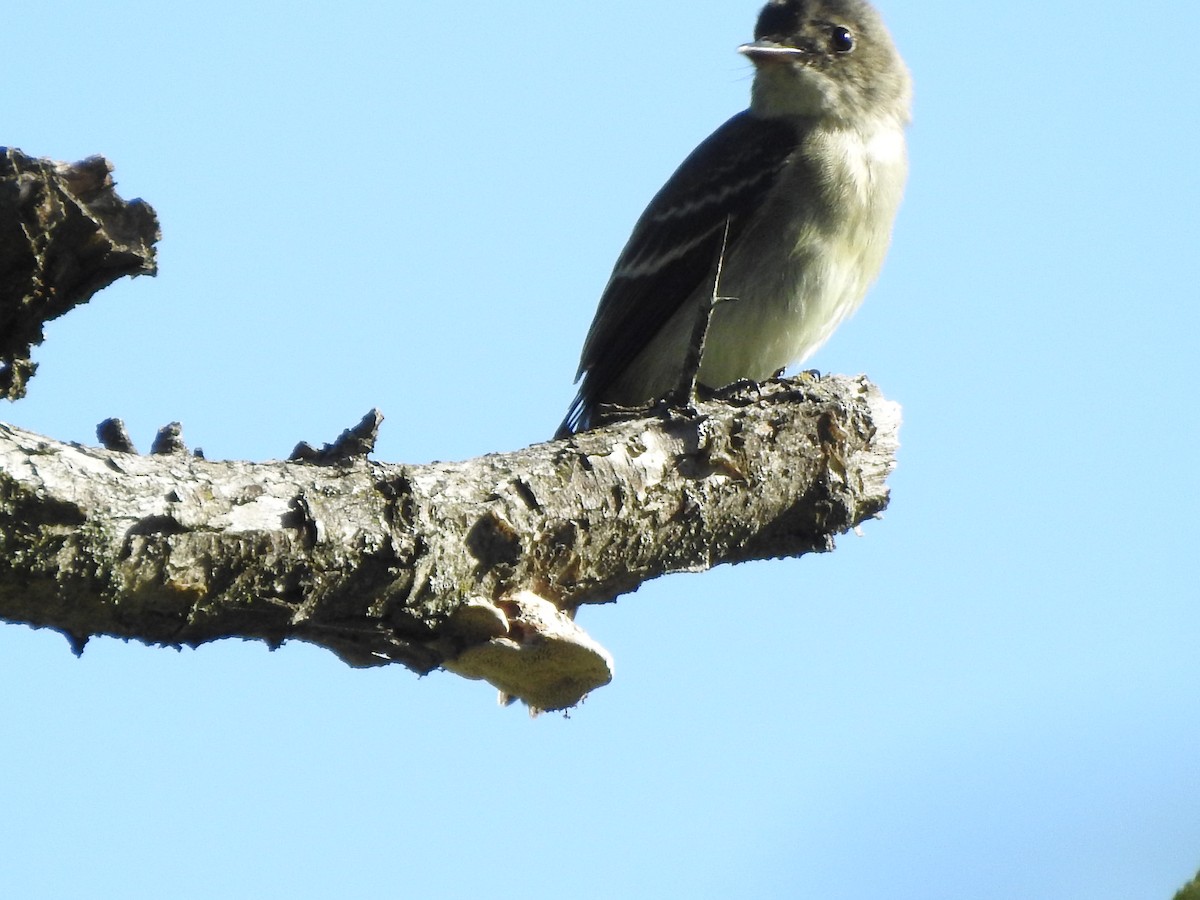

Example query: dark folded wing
[562,111,800,434]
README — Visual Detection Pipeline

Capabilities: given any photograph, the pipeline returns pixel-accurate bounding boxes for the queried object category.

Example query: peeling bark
[0,148,159,399]
[0,376,898,709]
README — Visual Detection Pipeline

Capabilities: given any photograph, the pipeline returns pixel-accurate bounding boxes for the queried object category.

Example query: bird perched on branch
[557,0,911,438]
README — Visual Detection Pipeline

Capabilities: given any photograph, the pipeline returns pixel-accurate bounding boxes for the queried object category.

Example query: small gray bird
[557,0,911,437]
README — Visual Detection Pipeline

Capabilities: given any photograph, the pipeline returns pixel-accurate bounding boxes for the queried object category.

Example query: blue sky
[4,1,1199,897]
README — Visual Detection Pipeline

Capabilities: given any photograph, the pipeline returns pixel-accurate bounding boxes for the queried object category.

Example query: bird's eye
[830,26,854,52]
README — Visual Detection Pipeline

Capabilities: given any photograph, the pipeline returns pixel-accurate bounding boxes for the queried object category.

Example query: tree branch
[0,375,897,709]
[0,148,159,399]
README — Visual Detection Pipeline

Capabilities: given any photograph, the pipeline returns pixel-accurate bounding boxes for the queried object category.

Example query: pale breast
[698,119,908,384]
[609,118,907,406]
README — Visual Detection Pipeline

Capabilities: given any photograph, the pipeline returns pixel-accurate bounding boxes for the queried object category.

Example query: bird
[557,0,911,438]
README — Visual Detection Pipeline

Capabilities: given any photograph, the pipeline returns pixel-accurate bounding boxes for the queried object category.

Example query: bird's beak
[738,39,807,64]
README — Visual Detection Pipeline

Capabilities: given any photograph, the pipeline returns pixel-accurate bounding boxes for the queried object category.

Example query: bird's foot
[589,400,660,430]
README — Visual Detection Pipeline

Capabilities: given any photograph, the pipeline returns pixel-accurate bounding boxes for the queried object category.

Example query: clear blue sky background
[3,1,1198,897]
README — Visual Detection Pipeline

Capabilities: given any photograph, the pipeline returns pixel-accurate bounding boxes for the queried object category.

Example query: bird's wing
[562,111,800,434]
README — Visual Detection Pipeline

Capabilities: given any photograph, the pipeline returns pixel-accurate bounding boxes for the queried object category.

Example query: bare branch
[0,376,898,709]
[0,148,159,399]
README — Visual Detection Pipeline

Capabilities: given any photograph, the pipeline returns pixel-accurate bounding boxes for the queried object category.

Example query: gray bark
[0,379,898,709]
[0,148,159,399]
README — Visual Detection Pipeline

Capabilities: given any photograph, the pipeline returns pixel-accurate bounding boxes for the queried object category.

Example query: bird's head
[741,0,911,125]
